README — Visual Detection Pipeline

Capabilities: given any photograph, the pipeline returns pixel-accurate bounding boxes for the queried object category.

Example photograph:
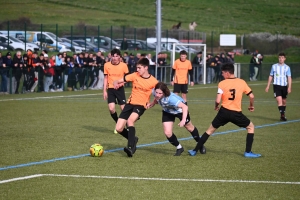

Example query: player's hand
[146,103,153,109]
[190,81,194,86]
[171,81,174,86]
[288,88,291,94]
[248,106,254,112]
[103,91,108,100]
[265,87,269,92]
[215,106,220,111]
[178,120,185,127]
[113,81,120,89]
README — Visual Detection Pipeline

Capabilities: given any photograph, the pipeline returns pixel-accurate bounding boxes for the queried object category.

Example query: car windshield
[8,36,24,43]
[47,32,63,42]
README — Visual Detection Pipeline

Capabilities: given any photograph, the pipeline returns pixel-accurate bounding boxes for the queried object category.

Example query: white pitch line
[2,174,297,185]
[0,174,43,184]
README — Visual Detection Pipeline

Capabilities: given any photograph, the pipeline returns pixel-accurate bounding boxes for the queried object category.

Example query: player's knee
[247,122,255,132]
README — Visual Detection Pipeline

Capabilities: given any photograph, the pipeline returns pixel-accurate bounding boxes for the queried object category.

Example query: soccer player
[113,58,158,157]
[147,82,206,156]
[265,52,292,121]
[171,50,194,103]
[188,63,261,158]
[103,49,129,133]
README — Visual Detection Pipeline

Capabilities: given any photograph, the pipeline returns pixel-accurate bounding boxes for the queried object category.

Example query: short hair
[155,82,170,97]
[111,48,121,56]
[221,63,234,74]
[278,52,286,57]
[137,57,149,67]
[180,50,187,55]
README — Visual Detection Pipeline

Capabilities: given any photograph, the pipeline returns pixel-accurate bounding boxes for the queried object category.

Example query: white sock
[176,144,182,149]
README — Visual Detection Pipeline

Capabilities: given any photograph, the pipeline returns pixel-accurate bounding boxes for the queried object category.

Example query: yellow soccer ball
[90,143,104,157]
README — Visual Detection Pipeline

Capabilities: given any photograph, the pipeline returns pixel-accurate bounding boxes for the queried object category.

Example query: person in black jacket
[2,52,13,94]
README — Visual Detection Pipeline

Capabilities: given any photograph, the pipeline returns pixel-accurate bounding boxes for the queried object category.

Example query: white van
[0,31,71,52]
[0,34,39,51]
[147,37,180,44]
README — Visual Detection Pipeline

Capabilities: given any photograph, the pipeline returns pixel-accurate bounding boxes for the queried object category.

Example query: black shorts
[273,85,288,99]
[119,104,146,120]
[212,107,250,129]
[162,111,191,125]
[107,87,126,105]
[173,83,188,94]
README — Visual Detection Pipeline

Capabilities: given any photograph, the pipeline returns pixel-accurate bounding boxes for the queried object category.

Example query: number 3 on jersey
[229,89,235,100]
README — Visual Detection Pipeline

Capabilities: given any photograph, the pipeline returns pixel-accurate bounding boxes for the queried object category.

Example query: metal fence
[1,22,299,55]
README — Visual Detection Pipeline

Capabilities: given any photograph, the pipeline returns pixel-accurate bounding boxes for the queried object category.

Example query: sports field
[0,81,299,199]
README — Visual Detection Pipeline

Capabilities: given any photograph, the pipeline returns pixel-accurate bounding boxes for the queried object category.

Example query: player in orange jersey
[188,63,261,158]
[171,50,194,103]
[103,49,129,133]
[113,58,158,157]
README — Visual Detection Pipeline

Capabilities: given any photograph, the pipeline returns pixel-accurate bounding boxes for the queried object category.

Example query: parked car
[72,39,100,52]
[0,34,39,51]
[63,35,120,50]
[60,38,86,53]
[114,39,156,51]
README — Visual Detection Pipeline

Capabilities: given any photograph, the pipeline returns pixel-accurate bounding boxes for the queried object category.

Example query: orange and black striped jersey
[104,62,129,88]
[172,59,192,84]
[125,72,158,108]
[218,78,252,112]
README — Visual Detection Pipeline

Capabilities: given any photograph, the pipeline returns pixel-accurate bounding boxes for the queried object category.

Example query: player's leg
[181,84,188,103]
[123,105,145,157]
[232,112,261,158]
[163,119,184,156]
[280,86,288,121]
[184,121,206,154]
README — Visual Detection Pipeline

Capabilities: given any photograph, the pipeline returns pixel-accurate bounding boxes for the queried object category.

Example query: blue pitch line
[1,119,299,171]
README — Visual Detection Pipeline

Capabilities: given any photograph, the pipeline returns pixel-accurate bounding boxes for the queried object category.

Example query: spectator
[21,54,30,93]
[3,52,13,94]
[95,51,105,90]
[35,53,46,92]
[12,51,24,94]
[55,53,63,92]
[128,53,136,73]
[206,54,215,84]
[120,37,128,50]
[156,52,167,82]
[75,53,84,90]
[192,51,202,84]
[252,54,263,81]
[249,53,259,81]
[48,55,56,92]
[29,52,39,92]
[147,53,156,77]
[0,52,7,94]
[43,54,52,92]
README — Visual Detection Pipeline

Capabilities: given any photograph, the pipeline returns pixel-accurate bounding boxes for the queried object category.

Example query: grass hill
[1,0,300,36]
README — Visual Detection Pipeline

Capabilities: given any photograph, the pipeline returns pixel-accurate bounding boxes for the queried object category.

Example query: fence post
[56,24,58,51]
[211,31,214,55]
[84,26,87,51]
[146,28,148,51]
[97,25,100,49]
[7,21,10,50]
[24,23,27,51]
[110,26,113,49]
[9,67,12,94]
[40,24,43,51]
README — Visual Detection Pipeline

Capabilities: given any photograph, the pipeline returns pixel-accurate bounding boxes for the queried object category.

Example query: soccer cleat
[124,147,133,157]
[114,129,118,134]
[244,151,261,158]
[174,147,184,156]
[132,137,139,154]
[280,115,287,121]
[188,150,197,156]
[199,145,206,154]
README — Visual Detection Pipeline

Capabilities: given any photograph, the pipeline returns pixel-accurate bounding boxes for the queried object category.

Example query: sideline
[1,173,299,185]
[0,119,299,171]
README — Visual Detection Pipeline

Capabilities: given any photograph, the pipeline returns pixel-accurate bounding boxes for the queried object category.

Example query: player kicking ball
[188,63,261,158]
[147,82,206,156]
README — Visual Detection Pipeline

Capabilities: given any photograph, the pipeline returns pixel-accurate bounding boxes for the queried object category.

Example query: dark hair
[111,48,121,56]
[221,63,234,74]
[278,52,286,57]
[179,50,187,55]
[155,82,170,97]
[137,57,149,67]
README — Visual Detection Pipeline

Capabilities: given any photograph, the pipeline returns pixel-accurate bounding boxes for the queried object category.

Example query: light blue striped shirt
[269,63,291,86]
[152,91,185,114]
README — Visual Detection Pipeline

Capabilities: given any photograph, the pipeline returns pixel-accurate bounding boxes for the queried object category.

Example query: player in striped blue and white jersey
[147,82,205,156]
[265,52,292,121]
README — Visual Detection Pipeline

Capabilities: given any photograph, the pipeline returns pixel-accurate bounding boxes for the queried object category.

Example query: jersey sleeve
[243,81,252,95]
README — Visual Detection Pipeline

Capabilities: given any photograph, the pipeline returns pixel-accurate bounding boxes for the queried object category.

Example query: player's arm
[247,92,255,112]
[146,99,158,109]
[188,68,194,86]
[113,74,128,89]
[215,93,222,111]
[265,75,273,92]
[287,76,292,93]
[177,102,188,127]
[170,68,175,85]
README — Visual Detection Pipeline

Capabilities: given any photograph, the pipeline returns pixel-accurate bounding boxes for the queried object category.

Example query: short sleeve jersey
[172,59,192,84]
[152,91,185,115]
[104,62,129,88]
[269,63,291,86]
[217,78,252,112]
[125,72,158,108]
